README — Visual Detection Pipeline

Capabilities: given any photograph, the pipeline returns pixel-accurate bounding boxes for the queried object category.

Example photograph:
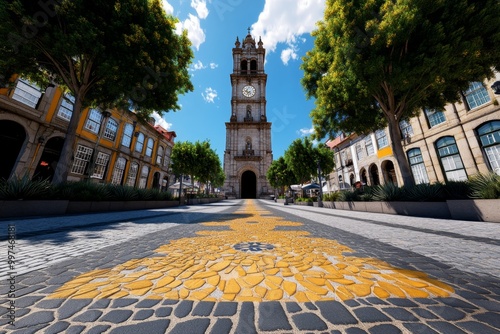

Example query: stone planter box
[0,200,69,218]
[447,199,500,222]
[325,201,451,219]
[295,201,314,206]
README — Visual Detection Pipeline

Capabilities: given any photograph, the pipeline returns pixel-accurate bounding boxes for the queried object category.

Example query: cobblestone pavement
[1,199,499,334]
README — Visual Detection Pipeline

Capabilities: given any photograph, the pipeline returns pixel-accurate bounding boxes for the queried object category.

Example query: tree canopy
[0,0,193,183]
[284,137,334,185]
[301,0,500,186]
[266,156,297,192]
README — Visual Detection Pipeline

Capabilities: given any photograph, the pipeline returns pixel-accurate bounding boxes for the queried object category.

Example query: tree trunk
[387,118,415,187]
[51,95,84,184]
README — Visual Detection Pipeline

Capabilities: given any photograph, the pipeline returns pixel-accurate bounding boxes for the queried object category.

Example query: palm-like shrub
[371,183,406,201]
[443,180,471,199]
[469,172,500,199]
[0,174,51,200]
[108,185,139,201]
[339,189,362,201]
[404,183,444,202]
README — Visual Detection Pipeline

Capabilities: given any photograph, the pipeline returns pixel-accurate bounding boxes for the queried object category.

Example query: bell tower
[223,30,273,199]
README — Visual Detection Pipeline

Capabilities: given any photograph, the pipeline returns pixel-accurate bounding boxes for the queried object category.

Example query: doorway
[0,120,26,180]
[34,136,64,181]
[241,170,257,198]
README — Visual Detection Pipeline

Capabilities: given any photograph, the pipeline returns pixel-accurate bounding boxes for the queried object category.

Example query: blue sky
[155,0,326,162]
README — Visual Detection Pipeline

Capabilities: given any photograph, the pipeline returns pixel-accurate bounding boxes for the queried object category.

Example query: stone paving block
[403,323,439,334]
[169,319,211,334]
[316,301,358,325]
[9,310,54,329]
[346,328,368,334]
[14,284,45,297]
[155,307,173,317]
[368,324,403,334]
[174,300,194,318]
[345,300,360,307]
[473,312,500,329]
[73,310,103,322]
[236,302,257,334]
[470,299,500,312]
[109,320,171,334]
[365,297,389,305]
[382,307,418,321]
[65,325,87,334]
[440,297,479,309]
[133,309,154,320]
[44,321,70,334]
[57,299,92,319]
[353,307,391,323]
[193,301,215,316]
[135,299,161,308]
[210,318,233,334]
[14,296,44,308]
[11,324,49,334]
[427,305,466,321]
[292,313,328,331]
[258,301,292,331]
[457,321,500,334]
[387,298,418,307]
[111,298,138,308]
[214,302,238,316]
[428,321,468,334]
[100,310,133,323]
[88,299,111,309]
[305,302,318,310]
[411,308,438,319]
[87,325,112,334]
[285,302,302,313]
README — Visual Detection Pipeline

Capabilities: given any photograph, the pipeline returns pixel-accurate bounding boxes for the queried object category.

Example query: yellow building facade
[0,77,175,189]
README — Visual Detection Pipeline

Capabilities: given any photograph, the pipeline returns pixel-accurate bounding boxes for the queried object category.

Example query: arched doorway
[370,164,380,186]
[382,160,398,185]
[241,170,256,198]
[360,169,368,185]
[0,120,26,180]
[34,137,64,181]
[152,172,161,190]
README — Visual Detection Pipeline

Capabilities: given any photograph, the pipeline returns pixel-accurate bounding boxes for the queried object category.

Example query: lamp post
[317,159,323,207]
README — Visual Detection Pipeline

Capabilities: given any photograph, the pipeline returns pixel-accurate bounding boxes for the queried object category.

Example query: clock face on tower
[242,85,256,97]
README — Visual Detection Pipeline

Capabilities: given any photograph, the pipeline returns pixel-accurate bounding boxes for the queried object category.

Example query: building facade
[223,32,273,198]
[0,77,176,189]
[326,75,500,191]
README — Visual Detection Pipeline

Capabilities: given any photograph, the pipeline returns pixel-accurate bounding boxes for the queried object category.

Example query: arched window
[464,82,490,109]
[157,146,164,165]
[436,136,467,181]
[135,133,144,153]
[240,60,247,74]
[407,148,429,184]
[250,60,257,73]
[111,157,127,185]
[103,118,118,141]
[126,162,139,187]
[122,124,133,148]
[145,138,154,157]
[57,94,74,121]
[138,165,150,188]
[477,121,500,174]
[85,109,103,133]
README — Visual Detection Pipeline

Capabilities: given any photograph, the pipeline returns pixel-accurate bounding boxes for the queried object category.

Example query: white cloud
[176,14,205,50]
[202,87,218,103]
[209,62,218,69]
[152,111,173,130]
[298,127,315,136]
[161,0,174,15]
[191,0,209,19]
[191,60,207,71]
[252,0,326,65]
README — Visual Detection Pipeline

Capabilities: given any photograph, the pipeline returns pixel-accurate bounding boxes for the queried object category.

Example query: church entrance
[241,170,257,199]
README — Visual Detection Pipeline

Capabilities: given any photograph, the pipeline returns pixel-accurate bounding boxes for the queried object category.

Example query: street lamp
[317,159,323,208]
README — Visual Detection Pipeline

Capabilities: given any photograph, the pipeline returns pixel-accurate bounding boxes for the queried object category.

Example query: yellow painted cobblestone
[50,200,454,302]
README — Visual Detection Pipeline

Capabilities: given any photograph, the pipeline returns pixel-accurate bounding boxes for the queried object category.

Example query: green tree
[194,140,222,194]
[170,141,197,187]
[267,156,298,195]
[0,0,193,184]
[302,0,500,186]
[284,137,334,185]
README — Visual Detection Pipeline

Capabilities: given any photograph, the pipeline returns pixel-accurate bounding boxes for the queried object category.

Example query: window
[71,145,93,175]
[126,162,139,187]
[436,137,467,181]
[399,120,413,138]
[464,82,490,109]
[122,124,134,148]
[375,129,389,149]
[135,133,145,153]
[356,143,364,161]
[407,148,429,184]
[157,146,164,165]
[103,118,118,141]
[365,136,374,156]
[85,109,103,134]
[111,157,127,185]
[145,138,154,157]
[91,152,110,179]
[477,121,500,174]
[425,108,446,128]
[164,147,171,167]
[12,78,42,108]
[57,94,74,121]
[138,165,150,188]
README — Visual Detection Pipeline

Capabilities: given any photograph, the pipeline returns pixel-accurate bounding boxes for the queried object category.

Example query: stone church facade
[223,32,273,198]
